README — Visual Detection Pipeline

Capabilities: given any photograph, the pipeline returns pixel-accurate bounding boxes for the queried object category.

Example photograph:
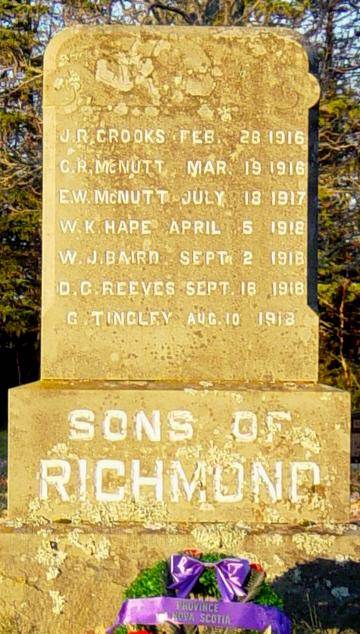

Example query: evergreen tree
[0,0,113,417]
[0,1,44,392]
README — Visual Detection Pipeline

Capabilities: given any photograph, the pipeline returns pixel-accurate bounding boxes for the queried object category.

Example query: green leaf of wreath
[122,552,284,610]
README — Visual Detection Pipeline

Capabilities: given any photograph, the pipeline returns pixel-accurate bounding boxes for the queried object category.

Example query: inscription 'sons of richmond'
[38,406,321,506]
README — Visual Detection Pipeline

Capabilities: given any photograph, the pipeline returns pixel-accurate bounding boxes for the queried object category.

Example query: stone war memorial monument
[0,25,359,632]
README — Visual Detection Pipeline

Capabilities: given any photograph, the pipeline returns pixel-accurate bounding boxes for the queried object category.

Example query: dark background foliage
[0,0,359,428]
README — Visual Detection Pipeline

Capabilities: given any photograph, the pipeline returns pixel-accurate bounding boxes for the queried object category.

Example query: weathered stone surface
[3,26,356,634]
[8,381,350,524]
[0,524,359,633]
[41,26,320,382]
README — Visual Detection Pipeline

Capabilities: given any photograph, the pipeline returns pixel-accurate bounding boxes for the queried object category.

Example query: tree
[0,1,113,418]
[312,1,360,401]
[0,1,43,398]
[0,0,358,418]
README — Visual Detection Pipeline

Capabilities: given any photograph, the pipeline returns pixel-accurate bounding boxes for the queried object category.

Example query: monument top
[42,26,320,382]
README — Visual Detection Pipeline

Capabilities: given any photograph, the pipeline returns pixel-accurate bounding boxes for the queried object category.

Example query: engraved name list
[42,26,320,382]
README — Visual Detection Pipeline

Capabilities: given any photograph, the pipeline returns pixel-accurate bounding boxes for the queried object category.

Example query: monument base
[8,381,350,524]
[0,522,359,633]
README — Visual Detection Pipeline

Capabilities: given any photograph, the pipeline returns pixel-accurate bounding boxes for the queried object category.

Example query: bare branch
[147,2,195,24]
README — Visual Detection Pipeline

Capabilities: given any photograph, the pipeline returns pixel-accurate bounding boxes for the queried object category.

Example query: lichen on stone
[36,535,67,581]
[4,517,23,528]
[47,442,79,460]
[25,497,50,526]
[67,529,110,561]
[262,507,282,523]
[292,533,336,556]
[191,525,246,551]
[289,426,321,455]
[264,534,284,546]
[69,498,169,526]
[48,589,65,615]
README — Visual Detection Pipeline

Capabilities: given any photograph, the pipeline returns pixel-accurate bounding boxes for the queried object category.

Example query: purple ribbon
[107,596,291,634]
[168,554,250,601]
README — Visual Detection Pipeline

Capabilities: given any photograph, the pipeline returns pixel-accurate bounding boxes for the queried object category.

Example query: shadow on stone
[272,558,360,630]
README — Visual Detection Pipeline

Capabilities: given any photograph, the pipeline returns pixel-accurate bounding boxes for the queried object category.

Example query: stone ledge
[0,522,359,633]
[8,381,350,524]
[12,379,347,392]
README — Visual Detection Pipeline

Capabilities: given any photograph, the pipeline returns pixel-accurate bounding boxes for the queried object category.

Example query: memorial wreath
[107,550,291,634]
